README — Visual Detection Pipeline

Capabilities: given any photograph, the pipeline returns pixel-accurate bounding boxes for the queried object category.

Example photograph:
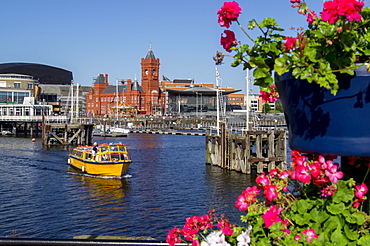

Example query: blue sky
[0,0,326,93]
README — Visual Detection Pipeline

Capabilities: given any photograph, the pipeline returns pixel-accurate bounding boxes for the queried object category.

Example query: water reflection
[69,168,130,200]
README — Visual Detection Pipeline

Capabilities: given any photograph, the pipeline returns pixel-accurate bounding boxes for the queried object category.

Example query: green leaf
[344,224,359,241]
[352,212,366,225]
[331,229,348,245]
[326,203,345,215]
[358,235,370,246]
[332,180,354,204]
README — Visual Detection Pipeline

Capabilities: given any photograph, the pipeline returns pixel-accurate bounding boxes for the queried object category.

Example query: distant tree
[262,103,272,113]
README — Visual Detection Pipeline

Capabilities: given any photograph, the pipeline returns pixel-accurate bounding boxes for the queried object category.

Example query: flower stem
[362,166,370,184]
[237,20,254,43]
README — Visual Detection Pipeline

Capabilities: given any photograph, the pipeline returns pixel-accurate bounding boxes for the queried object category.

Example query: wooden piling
[206,128,287,174]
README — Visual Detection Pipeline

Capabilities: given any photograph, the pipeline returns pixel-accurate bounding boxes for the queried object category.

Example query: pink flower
[282,37,297,52]
[217,220,234,236]
[324,164,343,183]
[220,30,237,52]
[295,165,311,183]
[321,0,364,24]
[166,227,182,246]
[279,170,289,179]
[235,186,260,211]
[294,234,301,241]
[217,1,241,28]
[320,185,337,197]
[259,85,278,102]
[264,185,279,201]
[302,229,318,242]
[262,205,283,228]
[306,10,318,24]
[256,173,270,187]
[355,183,368,199]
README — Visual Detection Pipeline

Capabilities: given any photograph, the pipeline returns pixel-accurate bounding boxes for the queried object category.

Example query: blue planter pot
[275,65,370,156]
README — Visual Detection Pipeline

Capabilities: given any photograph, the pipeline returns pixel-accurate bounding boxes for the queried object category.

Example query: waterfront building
[85,47,166,116]
[0,62,76,116]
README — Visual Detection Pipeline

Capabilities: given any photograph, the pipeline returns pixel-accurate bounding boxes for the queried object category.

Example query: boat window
[120,153,128,160]
[100,147,108,153]
[102,154,110,161]
[86,153,92,160]
[111,153,119,161]
[110,146,118,152]
[119,146,125,152]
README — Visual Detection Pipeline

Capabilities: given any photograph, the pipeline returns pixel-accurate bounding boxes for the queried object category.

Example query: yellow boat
[68,143,132,178]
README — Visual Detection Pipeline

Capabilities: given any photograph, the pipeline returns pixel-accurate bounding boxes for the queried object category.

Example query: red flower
[220,30,237,52]
[166,227,182,246]
[217,1,241,28]
[262,205,283,228]
[282,37,297,52]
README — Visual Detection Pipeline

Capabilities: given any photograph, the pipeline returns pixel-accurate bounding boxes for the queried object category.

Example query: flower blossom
[320,185,337,197]
[256,173,270,187]
[217,219,234,236]
[324,163,343,183]
[355,183,368,199]
[166,227,182,246]
[264,185,279,201]
[235,186,260,211]
[321,0,364,24]
[236,226,252,246]
[306,10,318,24]
[200,231,231,246]
[217,1,241,28]
[220,30,237,52]
[282,37,297,52]
[262,205,284,228]
[259,85,278,103]
[302,229,318,242]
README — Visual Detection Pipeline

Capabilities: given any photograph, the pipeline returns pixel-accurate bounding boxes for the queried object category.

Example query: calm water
[0,134,257,240]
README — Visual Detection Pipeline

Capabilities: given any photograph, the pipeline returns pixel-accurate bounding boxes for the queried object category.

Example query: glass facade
[0,91,31,103]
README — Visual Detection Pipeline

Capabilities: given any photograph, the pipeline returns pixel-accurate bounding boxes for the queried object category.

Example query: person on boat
[92,142,98,161]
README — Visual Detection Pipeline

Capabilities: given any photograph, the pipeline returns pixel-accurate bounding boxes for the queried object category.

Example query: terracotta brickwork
[85,48,166,116]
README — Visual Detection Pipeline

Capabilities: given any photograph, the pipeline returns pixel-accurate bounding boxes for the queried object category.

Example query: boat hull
[69,156,131,177]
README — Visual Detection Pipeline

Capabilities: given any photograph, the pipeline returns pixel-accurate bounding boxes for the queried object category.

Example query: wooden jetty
[206,123,287,174]
[41,117,94,146]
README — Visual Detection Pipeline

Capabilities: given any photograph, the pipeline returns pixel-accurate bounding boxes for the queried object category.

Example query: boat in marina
[68,143,132,178]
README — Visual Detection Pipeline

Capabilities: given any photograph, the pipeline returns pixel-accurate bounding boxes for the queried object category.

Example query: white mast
[246,69,250,130]
[71,81,74,121]
[116,78,119,122]
[215,68,220,135]
[76,82,79,119]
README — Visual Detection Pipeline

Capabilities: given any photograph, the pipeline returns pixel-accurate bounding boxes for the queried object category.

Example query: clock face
[145,70,148,75]
[152,70,155,75]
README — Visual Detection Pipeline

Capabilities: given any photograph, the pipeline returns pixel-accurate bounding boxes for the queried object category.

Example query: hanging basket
[275,65,370,156]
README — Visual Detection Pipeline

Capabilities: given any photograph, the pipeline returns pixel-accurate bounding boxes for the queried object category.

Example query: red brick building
[86,47,166,116]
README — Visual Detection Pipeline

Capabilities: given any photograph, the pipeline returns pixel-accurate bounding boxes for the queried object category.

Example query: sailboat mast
[116,79,119,122]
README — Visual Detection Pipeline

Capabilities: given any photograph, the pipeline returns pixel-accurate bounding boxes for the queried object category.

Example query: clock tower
[141,45,160,92]
[140,45,162,114]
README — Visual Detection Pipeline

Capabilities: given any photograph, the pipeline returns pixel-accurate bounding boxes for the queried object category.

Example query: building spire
[145,41,156,59]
